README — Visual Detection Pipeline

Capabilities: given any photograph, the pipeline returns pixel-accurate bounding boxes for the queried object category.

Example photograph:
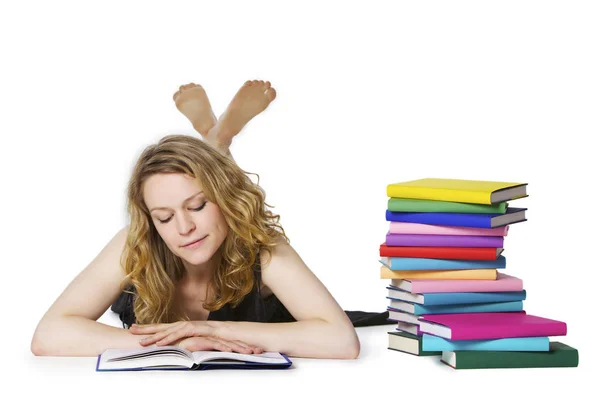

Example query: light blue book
[386,287,527,306]
[380,255,506,271]
[421,334,550,352]
[388,299,523,315]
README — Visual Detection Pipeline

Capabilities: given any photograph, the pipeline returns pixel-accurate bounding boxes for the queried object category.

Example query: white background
[1,0,598,399]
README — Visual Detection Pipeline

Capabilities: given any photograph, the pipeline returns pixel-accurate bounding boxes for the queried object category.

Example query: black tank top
[111,267,393,328]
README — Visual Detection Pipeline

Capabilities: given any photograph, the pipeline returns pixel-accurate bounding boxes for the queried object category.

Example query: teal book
[387,331,441,356]
[381,256,506,271]
[387,287,527,306]
[388,299,524,315]
[441,342,579,369]
[422,333,550,352]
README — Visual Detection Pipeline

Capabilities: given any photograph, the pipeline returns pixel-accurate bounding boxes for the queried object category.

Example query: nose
[174,212,196,235]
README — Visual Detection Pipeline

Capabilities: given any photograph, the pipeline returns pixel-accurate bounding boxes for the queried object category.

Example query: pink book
[418,312,567,340]
[389,222,509,236]
[391,273,523,293]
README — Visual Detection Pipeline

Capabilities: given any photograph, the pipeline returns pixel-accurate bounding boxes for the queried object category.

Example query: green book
[441,341,579,369]
[388,331,442,357]
[387,198,508,214]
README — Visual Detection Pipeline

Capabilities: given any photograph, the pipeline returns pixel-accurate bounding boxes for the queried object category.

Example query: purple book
[386,233,504,248]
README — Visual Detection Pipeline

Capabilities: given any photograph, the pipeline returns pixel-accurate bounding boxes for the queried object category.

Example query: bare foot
[173,83,217,136]
[208,80,276,148]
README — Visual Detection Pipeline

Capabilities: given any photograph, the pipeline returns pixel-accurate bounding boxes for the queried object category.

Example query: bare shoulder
[259,235,292,266]
[257,236,290,298]
[257,236,349,323]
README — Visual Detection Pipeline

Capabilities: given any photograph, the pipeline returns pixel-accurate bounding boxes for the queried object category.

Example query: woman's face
[143,173,229,266]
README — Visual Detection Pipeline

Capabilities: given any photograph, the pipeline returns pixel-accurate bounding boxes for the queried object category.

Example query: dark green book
[441,341,579,369]
[387,198,508,214]
[388,331,442,356]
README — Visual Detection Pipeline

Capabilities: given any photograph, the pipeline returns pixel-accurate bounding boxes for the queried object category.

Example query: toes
[264,81,271,89]
[266,87,276,101]
[179,83,195,91]
[252,80,259,86]
[244,80,252,86]
[173,83,205,102]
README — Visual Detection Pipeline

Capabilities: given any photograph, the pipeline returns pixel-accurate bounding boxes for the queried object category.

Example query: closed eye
[157,202,207,224]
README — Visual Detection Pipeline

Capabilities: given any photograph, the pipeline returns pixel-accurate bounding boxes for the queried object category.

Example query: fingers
[129,323,173,335]
[179,337,233,352]
[140,322,192,346]
[211,338,254,354]
[131,321,262,353]
[178,337,264,354]
[230,340,264,354]
[137,321,216,347]
[139,329,178,346]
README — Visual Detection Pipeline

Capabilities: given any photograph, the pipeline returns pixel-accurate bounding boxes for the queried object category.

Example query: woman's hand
[129,321,263,354]
[174,336,263,353]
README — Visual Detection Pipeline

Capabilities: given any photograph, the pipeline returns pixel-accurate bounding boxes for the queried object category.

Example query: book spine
[379,244,501,260]
[383,256,506,271]
[452,320,567,340]
[387,198,507,214]
[385,233,504,248]
[423,335,550,352]
[380,266,497,280]
[386,210,500,228]
[409,274,522,293]
[386,185,491,204]
[421,290,527,305]
[414,301,523,315]
[450,345,578,369]
[388,222,509,236]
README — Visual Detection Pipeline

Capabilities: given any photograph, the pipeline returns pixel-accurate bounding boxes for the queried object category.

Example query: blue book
[388,299,524,315]
[387,287,527,306]
[380,256,506,270]
[422,334,550,352]
[385,207,527,228]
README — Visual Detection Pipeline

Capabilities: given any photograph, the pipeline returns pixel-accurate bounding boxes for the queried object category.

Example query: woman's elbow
[333,325,360,359]
[343,333,361,359]
[31,318,58,356]
[31,332,49,356]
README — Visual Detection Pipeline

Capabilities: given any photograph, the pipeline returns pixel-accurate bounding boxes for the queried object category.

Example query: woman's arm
[30,226,147,356]
[217,237,360,359]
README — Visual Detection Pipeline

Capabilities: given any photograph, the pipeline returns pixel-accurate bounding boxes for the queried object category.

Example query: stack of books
[383,178,578,369]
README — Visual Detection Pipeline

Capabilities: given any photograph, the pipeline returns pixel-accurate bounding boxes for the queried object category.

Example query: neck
[180,250,221,286]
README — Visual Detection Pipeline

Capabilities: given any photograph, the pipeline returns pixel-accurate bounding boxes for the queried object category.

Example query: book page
[97,353,195,370]
[102,345,194,362]
[192,351,288,364]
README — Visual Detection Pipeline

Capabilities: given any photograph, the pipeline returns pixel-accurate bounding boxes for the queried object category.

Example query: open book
[96,345,292,371]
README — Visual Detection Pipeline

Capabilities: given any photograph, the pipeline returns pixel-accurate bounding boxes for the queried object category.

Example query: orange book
[380,266,497,280]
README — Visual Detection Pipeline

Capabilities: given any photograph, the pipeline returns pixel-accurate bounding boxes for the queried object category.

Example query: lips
[182,236,207,247]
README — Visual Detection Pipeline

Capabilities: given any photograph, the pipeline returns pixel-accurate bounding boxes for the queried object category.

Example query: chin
[180,248,217,265]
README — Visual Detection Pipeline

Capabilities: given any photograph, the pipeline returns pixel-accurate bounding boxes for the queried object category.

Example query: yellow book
[380,266,497,280]
[386,178,527,205]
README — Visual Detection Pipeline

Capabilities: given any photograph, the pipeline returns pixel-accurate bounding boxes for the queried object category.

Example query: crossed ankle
[202,137,231,155]
[192,122,215,137]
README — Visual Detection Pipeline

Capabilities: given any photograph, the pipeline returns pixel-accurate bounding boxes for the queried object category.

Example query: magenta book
[419,312,567,340]
[385,233,504,248]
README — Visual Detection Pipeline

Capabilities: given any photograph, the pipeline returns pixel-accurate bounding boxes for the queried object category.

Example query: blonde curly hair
[119,134,288,324]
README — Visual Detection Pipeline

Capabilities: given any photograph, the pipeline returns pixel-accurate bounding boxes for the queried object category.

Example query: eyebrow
[149,192,204,212]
